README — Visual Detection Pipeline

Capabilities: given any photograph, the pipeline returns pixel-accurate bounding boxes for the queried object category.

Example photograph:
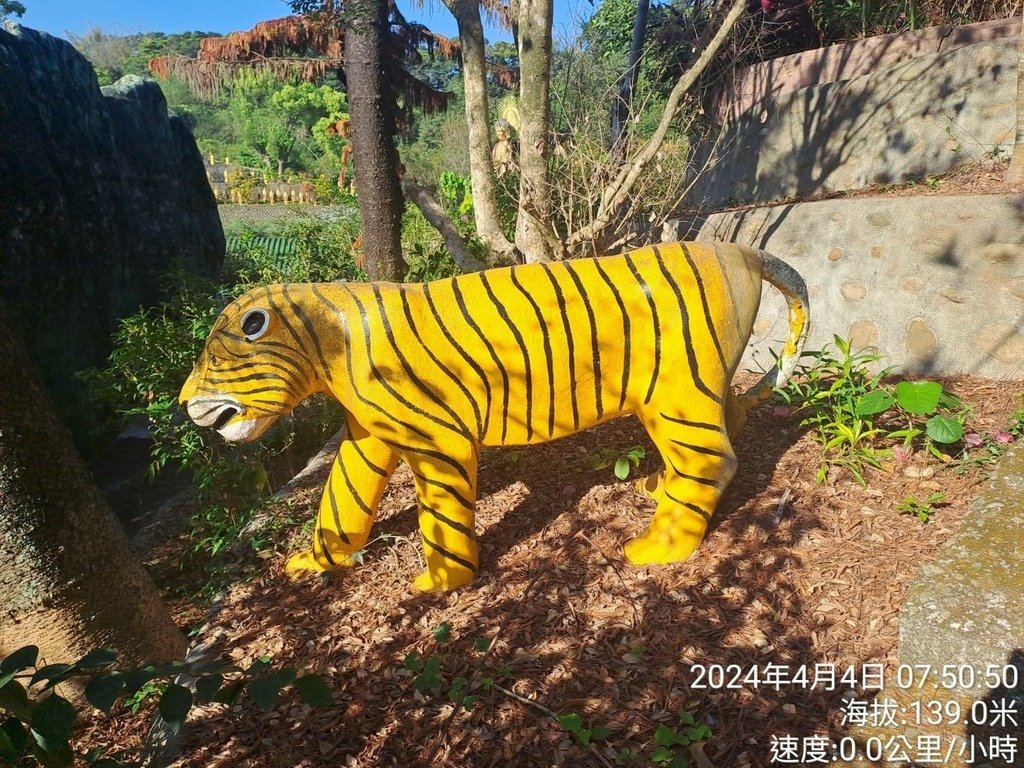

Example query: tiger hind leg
[286,417,398,575]
[633,389,746,504]
[625,404,737,566]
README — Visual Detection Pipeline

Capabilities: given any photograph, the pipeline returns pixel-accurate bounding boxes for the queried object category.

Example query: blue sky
[20,0,588,44]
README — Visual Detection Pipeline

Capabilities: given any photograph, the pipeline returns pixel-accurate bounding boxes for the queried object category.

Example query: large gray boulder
[0,23,223,430]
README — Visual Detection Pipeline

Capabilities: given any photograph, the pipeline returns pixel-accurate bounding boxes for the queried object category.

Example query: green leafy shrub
[82,224,357,568]
[0,645,331,768]
[775,336,970,485]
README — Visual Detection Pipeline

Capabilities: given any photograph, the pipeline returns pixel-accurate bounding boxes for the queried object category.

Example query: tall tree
[1006,10,1024,184]
[0,314,185,668]
[342,0,407,280]
[150,10,454,280]
[610,0,652,162]
[441,0,517,260]
[512,0,560,261]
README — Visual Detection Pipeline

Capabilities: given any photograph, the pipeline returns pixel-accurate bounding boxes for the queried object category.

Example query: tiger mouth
[212,406,240,430]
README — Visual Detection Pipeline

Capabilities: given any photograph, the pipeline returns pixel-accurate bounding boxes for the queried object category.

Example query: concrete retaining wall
[712,17,1020,123]
[690,35,1018,208]
[688,194,1024,379]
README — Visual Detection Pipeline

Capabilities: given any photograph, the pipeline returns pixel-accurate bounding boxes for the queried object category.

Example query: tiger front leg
[405,440,480,592]
[625,405,737,566]
[286,417,398,575]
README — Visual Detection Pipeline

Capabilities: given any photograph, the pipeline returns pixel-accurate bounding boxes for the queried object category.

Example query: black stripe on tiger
[206,372,286,386]
[623,253,660,404]
[316,528,338,567]
[369,285,473,439]
[680,242,728,374]
[422,534,478,573]
[563,260,603,419]
[509,266,556,438]
[669,439,731,459]
[665,454,725,488]
[344,285,468,438]
[349,436,391,478]
[398,288,484,438]
[651,245,722,406]
[311,285,432,440]
[593,258,631,412]
[413,471,476,511]
[336,457,373,517]
[384,438,474,486]
[540,263,580,431]
[479,271,534,441]
[325,478,356,539]
[663,488,713,522]
[264,287,308,353]
[208,361,298,380]
[423,283,493,437]
[422,504,476,539]
[283,285,334,384]
[451,276,512,442]
[661,414,722,431]
[198,384,292,397]
[210,339,311,387]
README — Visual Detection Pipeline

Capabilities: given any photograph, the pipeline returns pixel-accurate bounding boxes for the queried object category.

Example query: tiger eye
[241,309,270,339]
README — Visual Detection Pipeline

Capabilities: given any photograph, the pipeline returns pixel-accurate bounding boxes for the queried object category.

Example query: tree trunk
[0,317,185,668]
[611,0,651,162]
[444,0,517,263]
[514,0,559,262]
[1005,11,1024,185]
[344,0,407,281]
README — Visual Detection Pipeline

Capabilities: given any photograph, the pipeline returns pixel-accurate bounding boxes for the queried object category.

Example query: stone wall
[711,17,1020,123]
[0,24,223,427]
[686,194,1023,379]
[690,33,1018,208]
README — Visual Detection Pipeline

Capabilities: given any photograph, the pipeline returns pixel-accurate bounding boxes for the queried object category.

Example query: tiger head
[179,286,328,442]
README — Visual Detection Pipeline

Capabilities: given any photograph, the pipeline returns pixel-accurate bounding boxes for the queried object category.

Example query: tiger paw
[285,549,355,575]
[634,471,665,502]
[412,568,475,593]
[624,530,704,566]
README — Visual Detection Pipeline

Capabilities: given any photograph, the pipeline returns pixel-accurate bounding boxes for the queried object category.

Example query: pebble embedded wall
[691,194,1024,378]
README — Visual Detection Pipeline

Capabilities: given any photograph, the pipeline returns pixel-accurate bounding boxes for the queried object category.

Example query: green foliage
[586,445,646,480]
[400,204,462,283]
[811,0,923,41]
[81,218,362,574]
[651,710,713,767]
[0,0,25,20]
[0,645,332,767]
[775,336,970,485]
[897,492,947,523]
[559,711,613,748]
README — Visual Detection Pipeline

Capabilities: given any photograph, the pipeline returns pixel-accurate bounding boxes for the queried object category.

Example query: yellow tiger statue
[180,241,808,592]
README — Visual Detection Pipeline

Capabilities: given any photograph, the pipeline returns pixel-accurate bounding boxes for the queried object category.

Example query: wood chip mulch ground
[80,375,1023,768]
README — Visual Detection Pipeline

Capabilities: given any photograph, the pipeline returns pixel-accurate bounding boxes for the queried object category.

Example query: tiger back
[180,241,809,591]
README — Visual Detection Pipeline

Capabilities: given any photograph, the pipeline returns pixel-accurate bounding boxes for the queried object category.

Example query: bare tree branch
[565,0,748,251]
[401,179,487,273]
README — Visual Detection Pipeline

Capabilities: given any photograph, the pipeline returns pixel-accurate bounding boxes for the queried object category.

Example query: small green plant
[558,712,613,748]
[0,645,332,768]
[651,710,713,767]
[924,175,940,190]
[400,623,488,712]
[775,336,968,485]
[586,445,646,480]
[897,492,947,523]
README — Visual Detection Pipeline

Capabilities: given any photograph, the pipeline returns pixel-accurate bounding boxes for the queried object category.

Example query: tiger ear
[241,308,271,341]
